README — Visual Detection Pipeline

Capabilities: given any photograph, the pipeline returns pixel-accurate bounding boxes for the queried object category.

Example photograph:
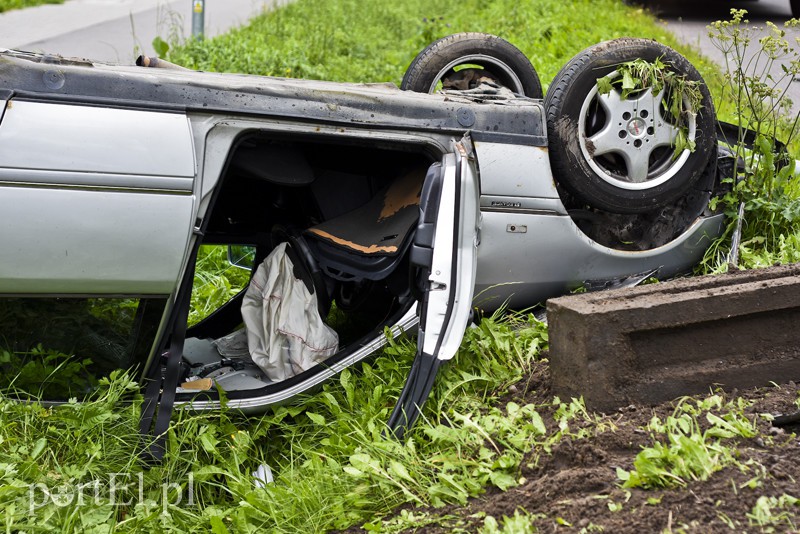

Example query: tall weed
[702,10,800,272]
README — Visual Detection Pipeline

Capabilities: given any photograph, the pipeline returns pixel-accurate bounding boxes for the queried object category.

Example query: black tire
[402,33,543,98]
[545,38,716,214]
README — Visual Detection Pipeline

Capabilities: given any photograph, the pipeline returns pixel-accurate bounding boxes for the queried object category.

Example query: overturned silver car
[0,34,728,444]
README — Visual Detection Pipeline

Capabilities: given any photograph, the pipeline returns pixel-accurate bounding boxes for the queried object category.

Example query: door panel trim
[0,168,193,193]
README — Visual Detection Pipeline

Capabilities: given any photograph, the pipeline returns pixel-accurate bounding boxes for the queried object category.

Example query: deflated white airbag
[242,242,339,381]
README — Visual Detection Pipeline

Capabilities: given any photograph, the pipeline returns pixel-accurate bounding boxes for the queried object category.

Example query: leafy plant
[0,371,144,531]
[152,36,170,57]
[701,10,800,272]
[365,509,457,533]
[617,394,757,489]
[748,494,800,532]
[0,346,95,399]
[480,508,541,534]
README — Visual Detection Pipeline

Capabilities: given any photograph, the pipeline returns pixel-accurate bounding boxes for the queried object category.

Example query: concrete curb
[547,263,800,412]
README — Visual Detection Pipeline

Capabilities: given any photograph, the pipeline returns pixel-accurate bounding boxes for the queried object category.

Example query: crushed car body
[0,35,729,440]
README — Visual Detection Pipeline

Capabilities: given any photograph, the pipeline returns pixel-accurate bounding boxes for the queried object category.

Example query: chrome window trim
[0,168,193,193]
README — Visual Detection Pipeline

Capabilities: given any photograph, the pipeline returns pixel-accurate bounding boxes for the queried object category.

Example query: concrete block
[547,264,800,412]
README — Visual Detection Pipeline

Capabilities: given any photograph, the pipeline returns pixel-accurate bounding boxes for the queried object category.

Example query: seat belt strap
[139,254,197,465]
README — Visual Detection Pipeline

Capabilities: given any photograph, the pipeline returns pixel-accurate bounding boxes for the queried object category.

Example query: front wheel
[545,38,716,214]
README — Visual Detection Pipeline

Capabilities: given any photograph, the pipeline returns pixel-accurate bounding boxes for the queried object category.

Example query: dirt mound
[388,360,800,533]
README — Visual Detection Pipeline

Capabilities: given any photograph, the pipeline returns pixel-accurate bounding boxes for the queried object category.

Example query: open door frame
[387,137,480,438]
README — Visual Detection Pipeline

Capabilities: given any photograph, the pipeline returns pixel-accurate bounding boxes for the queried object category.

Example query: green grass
[0,0,62,13]
[0,313,552,532]
[189,245,251,326]
[168,0,720,93]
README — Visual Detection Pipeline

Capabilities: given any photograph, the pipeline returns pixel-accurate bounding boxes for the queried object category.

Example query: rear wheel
[402,33,542,98]
[545,38,716,214]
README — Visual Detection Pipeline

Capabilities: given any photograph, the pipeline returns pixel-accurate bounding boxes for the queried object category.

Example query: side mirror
[227,245,256,271]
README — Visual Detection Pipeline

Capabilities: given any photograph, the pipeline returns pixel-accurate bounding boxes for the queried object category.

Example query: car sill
[177,307,419,413]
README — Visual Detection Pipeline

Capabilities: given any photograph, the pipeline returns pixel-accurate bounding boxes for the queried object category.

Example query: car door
[387,137,480,438]
[0,99,197,398]
[0,100,196,295]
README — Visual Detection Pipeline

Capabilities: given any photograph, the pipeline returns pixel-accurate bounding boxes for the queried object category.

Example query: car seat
[302,165,429,282]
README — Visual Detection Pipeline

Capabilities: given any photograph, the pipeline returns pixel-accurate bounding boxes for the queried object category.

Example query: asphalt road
[0,0,288,64]
[652,0,800,113]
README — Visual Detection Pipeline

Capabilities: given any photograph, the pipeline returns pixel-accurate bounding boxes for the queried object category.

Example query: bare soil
[389,358,800,532]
